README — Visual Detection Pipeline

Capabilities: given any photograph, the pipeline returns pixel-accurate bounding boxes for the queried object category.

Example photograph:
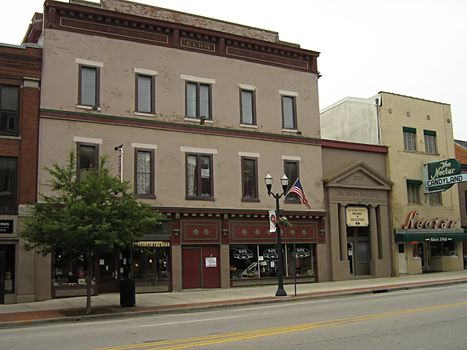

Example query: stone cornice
[44,0,319,74]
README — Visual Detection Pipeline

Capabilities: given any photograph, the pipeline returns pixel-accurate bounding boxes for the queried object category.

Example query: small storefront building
[395,210,467,274]
[321,148,394,282]
[167,210,326,291]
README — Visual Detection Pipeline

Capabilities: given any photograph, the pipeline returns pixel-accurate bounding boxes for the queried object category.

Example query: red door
[182,247,202,289]
[182,246,220,289]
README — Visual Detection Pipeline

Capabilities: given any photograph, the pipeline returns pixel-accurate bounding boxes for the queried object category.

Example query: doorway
[416,242,430,272]
[398,243,408,274]
[347,227,370,276]
[182,246,220,289]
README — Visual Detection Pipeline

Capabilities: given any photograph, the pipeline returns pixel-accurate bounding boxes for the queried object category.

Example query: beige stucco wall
[40,29,320,139]
[379,92,460,230]
[320,97,379,144]
[38,118,325,212]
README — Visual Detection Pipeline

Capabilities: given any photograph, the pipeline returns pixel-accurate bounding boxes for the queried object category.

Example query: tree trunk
[85,259,93,315]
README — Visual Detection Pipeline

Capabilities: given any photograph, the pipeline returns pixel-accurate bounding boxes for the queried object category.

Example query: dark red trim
[40,109,323,146]
[321,138,388,153]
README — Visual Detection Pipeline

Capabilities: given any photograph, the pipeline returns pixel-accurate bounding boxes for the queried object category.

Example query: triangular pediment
[324,161,392,190]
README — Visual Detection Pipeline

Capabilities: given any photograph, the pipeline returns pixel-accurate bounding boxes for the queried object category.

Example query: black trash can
[120,279,135,307]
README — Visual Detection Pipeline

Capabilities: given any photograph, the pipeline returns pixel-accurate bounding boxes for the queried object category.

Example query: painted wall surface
[320,97,379,144]
[378,92,460,230]
[40,30,320,139]
[38,118,325,212]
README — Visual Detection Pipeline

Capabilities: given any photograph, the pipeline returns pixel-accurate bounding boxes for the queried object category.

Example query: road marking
[138,315,244,328]
[95,300,467,350]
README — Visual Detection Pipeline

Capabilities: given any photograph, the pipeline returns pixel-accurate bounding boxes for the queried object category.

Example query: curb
[1,277,466,329]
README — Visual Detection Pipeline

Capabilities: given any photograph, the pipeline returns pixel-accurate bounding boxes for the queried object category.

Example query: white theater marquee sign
[424,158,467,193]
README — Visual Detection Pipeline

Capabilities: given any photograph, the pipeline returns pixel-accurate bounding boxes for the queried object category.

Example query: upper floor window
[0,156,17,213]
[406,179,421,204]
[186,153,213,199]
[281,95,297,130]
[79,65,100,108]
[0,85,19,136]
[424,130,437,154]
[403,127,417,151]
[136,74,155,114]
[135,148,154,197]
[77,142,99,179]
[284,159,300,203]
[241,157,258,201]
[428,191,442,206]
[186,82,211,120]
[240,89,256,125]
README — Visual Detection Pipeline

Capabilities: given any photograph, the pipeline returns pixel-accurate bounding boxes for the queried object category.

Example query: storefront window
[286,244,314,277]
[430,241,457,257]
[230,243,315,280]
[0,244,15,294]
[53,253,91,287]
[230,245,258,279]
[132,245,170,283]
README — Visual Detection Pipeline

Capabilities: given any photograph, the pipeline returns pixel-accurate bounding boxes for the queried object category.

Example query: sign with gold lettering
[346,207,369,227]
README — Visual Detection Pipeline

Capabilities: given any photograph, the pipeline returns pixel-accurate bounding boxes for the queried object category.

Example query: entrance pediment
[324,161,392,191]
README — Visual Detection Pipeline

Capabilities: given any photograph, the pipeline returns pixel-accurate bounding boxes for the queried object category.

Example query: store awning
[395,229,467,242]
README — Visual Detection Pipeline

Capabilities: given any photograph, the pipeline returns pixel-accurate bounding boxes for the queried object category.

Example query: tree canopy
[21,152,163,312]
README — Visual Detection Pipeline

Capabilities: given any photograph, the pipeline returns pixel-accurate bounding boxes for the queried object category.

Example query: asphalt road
[2,283,467,350]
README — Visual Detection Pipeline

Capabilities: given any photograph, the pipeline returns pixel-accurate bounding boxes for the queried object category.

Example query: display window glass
[132,246,170,283]
[53,253,91,287]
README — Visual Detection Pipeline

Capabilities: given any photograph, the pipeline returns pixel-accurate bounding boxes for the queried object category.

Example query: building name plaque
[181,38,216,52]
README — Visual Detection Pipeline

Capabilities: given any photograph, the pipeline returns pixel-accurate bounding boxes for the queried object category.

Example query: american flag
[286,178,311,209]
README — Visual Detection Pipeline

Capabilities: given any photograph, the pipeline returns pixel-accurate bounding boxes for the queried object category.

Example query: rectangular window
[136,74,154,114]
[186,82,211,119]
[0,157,17,213]
[186,154,213,199]
[79,65,99,107]
[403,127,417,151]
[284,160,299,203]
[77,143,99,179]
[241,157,258,201]
[0,85,19,136]
[428,192,442,206]
[424,130,437,154]
[282,95,297,130]
[406,179,421,204]
[135,149,154,197]
[240,89,256,125]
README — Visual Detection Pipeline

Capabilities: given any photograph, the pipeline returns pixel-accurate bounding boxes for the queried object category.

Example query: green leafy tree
[21,152,163,314]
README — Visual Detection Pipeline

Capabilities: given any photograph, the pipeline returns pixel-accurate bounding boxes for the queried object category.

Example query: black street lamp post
[264,172,289,297]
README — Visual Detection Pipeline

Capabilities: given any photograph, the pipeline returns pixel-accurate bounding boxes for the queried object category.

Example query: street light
[264,172,289,297]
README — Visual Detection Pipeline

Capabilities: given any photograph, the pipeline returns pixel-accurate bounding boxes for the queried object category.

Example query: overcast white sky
[1,0,466,140]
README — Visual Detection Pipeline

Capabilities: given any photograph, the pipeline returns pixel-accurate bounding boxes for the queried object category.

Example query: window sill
[0,135,20,140]
[77,105,101,111]
[185,196,215,201]
[136,194,157,199]
[134,112,156,117]
[281,129,300,134]
[241,198,260,203]
[184,117,213,124]
[239,124,258,129]
[403,150,439,156]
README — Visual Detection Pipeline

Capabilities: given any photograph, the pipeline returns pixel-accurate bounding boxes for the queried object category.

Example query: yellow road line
[95,300,467,350]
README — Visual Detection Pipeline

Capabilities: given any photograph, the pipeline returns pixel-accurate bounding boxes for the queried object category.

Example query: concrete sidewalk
[1,270,467,327]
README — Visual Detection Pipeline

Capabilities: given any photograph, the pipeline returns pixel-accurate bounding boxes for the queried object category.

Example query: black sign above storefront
[0,220,13,234]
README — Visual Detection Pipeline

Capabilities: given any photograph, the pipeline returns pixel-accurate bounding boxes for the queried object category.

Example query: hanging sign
[424,158,467,193]
[269,210,277,233]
